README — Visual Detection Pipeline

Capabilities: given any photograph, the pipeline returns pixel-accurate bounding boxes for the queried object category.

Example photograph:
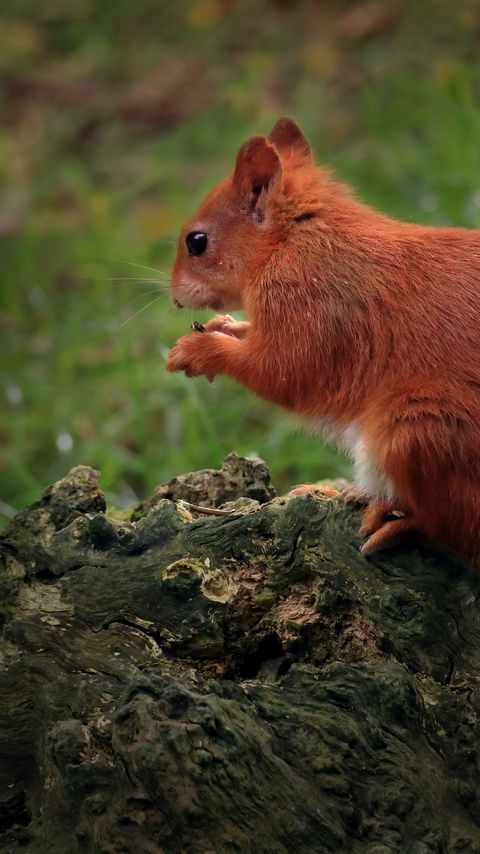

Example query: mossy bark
[1,454,480,853]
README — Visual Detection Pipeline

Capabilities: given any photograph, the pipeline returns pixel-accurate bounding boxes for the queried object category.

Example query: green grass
[2,0,480,521]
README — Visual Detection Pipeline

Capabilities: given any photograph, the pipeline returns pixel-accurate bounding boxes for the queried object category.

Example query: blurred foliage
[2,0,480,520]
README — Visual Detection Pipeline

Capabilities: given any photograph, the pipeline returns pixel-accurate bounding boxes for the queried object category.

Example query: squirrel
[166,116,480,568]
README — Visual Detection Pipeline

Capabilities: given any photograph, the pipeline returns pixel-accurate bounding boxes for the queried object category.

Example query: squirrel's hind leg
[363,384,480,567]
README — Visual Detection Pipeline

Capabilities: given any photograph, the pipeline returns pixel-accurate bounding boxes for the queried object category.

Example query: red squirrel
[167,117,480,568]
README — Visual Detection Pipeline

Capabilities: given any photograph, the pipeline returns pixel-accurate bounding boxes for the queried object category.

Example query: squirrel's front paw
[203,315,250,338]
[166,333,222,382]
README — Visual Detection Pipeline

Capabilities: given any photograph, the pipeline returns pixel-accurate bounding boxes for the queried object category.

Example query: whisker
[120,294,166,326]
[108,276,204,291]
[108,276,172,284]
[81,276,174,290]
[117,261,171,276]
[108,278,172,289]
[132,288,170,299]
[117,289,171,312]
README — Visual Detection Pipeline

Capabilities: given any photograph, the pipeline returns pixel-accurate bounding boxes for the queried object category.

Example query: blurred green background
[2,0,480,521]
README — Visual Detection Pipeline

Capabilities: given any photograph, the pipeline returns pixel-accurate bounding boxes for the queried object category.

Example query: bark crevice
[1,454,480,853]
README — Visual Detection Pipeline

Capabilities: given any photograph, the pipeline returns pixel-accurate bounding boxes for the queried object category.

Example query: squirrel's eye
[186,231,208,256]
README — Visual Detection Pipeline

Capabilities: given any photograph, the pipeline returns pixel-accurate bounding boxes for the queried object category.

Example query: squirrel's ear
[232,135,282,210]
[268,117,312,161]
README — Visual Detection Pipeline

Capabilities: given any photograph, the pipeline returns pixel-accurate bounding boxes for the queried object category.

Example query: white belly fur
[314,419,395,501]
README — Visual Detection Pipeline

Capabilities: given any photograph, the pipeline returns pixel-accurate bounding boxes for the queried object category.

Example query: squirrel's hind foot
[360,499,417,556]
[288,483,341,499]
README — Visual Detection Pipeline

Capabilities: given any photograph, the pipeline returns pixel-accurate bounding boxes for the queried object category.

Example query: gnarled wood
[1,456,480,852]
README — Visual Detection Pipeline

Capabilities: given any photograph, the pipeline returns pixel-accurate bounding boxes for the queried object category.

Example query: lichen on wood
[1,456,480,853]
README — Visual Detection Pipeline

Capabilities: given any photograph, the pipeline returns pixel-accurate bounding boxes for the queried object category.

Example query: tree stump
[1,454,480,853]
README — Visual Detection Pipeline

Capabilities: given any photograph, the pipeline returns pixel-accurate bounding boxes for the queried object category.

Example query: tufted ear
[268,116,312,161]
[232,135,282,214]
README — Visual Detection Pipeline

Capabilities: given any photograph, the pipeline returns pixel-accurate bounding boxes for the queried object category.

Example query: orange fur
[167,117,480,569]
